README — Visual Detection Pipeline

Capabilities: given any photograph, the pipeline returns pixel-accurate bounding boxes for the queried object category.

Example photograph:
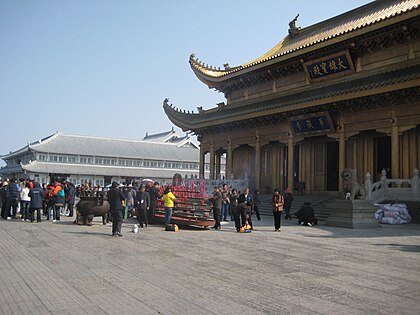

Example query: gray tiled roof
[142,130,176,142]
[29,132,199,162]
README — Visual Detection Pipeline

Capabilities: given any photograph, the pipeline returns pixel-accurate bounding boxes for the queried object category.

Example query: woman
[20,182,31,221]
[272,189,284,232]
[162,186,176,228]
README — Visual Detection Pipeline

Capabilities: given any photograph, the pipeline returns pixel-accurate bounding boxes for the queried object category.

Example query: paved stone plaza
[0,216,419,315]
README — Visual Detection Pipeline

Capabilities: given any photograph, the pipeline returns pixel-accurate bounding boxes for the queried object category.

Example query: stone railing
[365,168,420,202]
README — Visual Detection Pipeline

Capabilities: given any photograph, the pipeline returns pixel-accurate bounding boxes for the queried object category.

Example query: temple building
[0,130,224,185]
[164,0,420,194]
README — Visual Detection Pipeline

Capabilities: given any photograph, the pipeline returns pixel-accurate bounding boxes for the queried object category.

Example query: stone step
[258,195,332,223]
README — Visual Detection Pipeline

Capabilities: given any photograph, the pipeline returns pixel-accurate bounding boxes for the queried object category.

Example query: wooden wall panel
[314,143,325,191]
[400,127,420,180]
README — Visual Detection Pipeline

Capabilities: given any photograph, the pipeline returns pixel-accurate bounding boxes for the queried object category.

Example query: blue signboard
[304,50,355,82]
[290,112,334,135]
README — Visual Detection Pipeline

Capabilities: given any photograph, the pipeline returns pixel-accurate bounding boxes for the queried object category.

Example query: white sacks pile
[374,203,412,224]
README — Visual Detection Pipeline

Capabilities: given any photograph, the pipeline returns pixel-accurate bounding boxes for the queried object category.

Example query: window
[38,154,46,161]
[126,160,132,167]
[80,156,93,164]
[118,160,125,166]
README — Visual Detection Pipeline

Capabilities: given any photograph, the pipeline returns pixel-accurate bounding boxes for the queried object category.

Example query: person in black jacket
[284,187,294,220]
[6,178,20,219]
[148,182,161,223]
[208,186,222,230]
[238,188,254,229]
[295,202,316,226]
[135,185,150,228]
[29,182,44,223]
[65,182,76,217]
[107,182,125,236]
[0,181,8,219]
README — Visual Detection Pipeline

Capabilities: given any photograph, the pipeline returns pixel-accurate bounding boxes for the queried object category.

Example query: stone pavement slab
[0,216,419,314]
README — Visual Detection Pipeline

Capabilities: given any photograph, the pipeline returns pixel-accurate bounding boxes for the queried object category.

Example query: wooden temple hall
[165,0,420,195]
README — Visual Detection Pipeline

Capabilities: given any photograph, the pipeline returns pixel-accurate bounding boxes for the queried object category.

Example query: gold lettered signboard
[290,112,335,136]
[303,50,355,82]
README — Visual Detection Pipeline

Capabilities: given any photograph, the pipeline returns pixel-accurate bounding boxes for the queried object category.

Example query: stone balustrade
[365,168,420,202]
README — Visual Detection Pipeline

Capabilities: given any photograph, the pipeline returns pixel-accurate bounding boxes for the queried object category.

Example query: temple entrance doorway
[232,144,255,184]
[260,142,286,193]
[326,141,339,191]
[375,136,391,181]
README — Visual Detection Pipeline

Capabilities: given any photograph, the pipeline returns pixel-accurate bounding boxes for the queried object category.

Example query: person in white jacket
[20,183,31,221]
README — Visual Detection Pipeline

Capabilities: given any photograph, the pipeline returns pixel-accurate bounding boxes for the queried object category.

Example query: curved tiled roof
[166,62,420,130]
[27,132,199,162]
[190,0,420,81]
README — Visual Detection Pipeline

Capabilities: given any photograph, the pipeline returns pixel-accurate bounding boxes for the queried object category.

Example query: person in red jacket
[51,182,65,222]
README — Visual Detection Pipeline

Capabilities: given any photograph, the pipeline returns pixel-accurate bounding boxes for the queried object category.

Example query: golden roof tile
[190,0,420,80]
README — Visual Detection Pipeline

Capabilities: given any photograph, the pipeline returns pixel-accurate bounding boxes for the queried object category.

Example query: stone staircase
[258,195,332,224]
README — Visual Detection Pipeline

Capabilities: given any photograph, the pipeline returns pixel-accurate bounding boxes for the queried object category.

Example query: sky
[0,0,369,162]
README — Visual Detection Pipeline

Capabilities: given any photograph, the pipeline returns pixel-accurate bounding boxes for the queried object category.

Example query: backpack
[57,189,65,197]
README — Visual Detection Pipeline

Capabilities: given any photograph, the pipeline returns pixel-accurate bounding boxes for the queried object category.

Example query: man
[209,186,222,230]
[65,182,76,217]
[135,185,150,228]
[284,187,294,220]
[296,202,316,226]
[0,181,9,219]
[125,184,136,218]
[148,182,161,223]
[29,182,44,223]
[221,184,230,221]
[6,178,20,219]
[107,182,125,236]
[238,188,254,229]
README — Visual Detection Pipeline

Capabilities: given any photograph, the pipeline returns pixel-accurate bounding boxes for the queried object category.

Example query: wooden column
[227,140,233,180]
[199,145,205,179]
[215,151,221,180]
[287,131,294,190]
[339,123,346,192]
[391,117,400,179]
[209,142,215,180]
[255,137,261,190]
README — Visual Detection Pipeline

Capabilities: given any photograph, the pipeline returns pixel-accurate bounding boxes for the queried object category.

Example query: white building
[0,130,226,185]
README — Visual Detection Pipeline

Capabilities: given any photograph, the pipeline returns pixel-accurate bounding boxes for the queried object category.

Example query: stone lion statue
[341,168,366,200]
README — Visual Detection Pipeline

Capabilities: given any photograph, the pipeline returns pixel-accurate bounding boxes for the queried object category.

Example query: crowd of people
[0,177,317,236]
[0,178,76,223]
[207,184,315,232]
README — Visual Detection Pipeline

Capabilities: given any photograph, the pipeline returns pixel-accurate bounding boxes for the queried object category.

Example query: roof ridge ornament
[288,13,301,37]
[223,63,231,70]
